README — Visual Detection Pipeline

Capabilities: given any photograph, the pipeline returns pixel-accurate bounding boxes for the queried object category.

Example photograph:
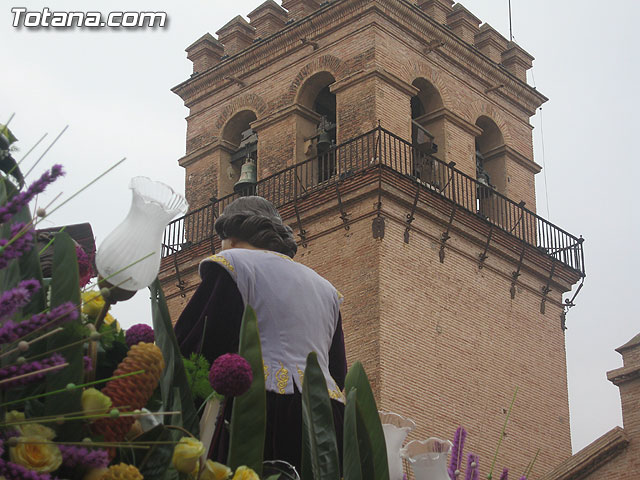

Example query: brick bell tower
[159,0,585,476]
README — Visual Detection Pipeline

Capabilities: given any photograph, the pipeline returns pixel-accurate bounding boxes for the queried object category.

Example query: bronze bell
[234,157,257,195]
[317,130,332,151]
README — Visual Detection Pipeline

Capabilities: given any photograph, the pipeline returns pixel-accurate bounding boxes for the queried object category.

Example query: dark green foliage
[227,305,266,476]
[44,232,84,440]
[183,353,214,401]
[149,279,199,436]
[344,362,389,480]
[301,352,340,480]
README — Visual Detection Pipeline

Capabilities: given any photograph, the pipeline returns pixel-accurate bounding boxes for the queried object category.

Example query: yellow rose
[232,466,260,480]
[201,460,232,480]
[5,410,25,424]
[171,436,205,475]
[82,291,106,318]
[82,388,113,416]
[19,423,56,440]
[103,313,121,332]
[10,436,62,472]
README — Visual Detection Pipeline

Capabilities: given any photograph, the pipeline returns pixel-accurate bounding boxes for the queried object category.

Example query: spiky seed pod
[101,463,144,480]
[91,343,164,446]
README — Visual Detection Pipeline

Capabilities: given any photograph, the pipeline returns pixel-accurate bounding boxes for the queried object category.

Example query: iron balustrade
[162,126,585,276]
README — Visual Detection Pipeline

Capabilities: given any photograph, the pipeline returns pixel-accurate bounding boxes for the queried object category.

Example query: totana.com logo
[11,8,167,28]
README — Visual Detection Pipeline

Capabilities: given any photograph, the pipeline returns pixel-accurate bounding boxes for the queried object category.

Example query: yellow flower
[4,412,55,439]
[172,436,204,475]
[201,460,232,480]
[232,466,260,480]
[82,291,106,318]
[9,435,62,472]
[82,388,113,416]
[19,423,56,440]
[5,410,25,424]
[104,313,121,332]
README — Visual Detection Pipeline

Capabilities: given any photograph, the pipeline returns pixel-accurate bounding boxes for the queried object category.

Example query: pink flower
[209,353,253,397]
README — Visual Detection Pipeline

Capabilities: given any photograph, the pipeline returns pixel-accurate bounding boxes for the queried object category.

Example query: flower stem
[488,387,518,480]
[22,126,68,181]
[0,369,145,408]
[0,362,68,386]
[0,327,63,360]
[522,448,540,478]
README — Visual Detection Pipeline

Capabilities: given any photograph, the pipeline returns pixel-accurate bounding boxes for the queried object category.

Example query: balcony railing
[162,126,585,276]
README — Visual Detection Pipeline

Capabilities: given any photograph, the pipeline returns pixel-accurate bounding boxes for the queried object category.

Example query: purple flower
[0,279,41,322]
[59,444,109,469]
[75,244,94,288]
[448,426,467,479]
[518,477,527,480]
[0,455,53,480]
[0,165,64,225]
[125,323,155,348]
[465,453,479,480]
[0,302,78,344]
[499,468,508,480]
[209,353,253,397]
[0,224,34,270]
[0,353,66,389]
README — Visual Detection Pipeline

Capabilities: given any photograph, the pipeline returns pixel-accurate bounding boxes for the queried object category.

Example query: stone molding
[417,106,482,137]
[484,144,541,174]
[251,103,321,131]
[178,138,235,168]
[330,68,419,97]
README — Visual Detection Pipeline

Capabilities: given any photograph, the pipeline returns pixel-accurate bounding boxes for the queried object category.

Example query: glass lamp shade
[96,177,188,292]
[400,438,452,480]
[379,411,416,480]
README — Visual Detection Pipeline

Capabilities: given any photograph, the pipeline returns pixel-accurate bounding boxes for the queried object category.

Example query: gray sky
[2,0,638,456]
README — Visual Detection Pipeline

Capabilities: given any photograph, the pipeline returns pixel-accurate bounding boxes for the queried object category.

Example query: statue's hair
[214,196,298,258]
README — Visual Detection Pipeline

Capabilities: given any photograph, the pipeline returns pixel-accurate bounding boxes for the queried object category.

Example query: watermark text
[11,8,167,28]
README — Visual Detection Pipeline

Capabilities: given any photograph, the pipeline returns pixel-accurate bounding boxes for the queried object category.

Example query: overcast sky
[1,0,638,456]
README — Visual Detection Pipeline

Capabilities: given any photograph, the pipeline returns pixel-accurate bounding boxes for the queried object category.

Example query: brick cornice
[484,144,542,174]
[607,364,640,386]
[172,0,547,115]
[178,139,235,168]
[330,68,419,97]
[251,103,321,131]
[417,107,482,136]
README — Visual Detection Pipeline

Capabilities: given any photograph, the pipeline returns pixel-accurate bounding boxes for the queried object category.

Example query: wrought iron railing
[162,127,585,276]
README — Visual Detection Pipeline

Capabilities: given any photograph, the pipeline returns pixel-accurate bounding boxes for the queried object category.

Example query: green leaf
[343,389,362,480]
[344,362,389,480]
[227,305,266,476]
[0,180,20,294]
[44,232,83,439]
[300,352,340,480]
[149,279,199,436]
[119,424,176,478]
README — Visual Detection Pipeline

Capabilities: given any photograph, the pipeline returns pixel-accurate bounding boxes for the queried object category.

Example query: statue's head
[214,196,298,258]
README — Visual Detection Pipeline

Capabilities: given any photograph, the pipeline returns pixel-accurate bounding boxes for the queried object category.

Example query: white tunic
[199,248,344,400]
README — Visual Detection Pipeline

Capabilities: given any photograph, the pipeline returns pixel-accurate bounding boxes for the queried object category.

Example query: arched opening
[221,110,258,197]
[410,78,444,183]
[475,116,505,215]
[297,72,337,183]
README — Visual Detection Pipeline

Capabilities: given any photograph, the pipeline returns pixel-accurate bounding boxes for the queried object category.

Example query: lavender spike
[448,426,467,479]
[464,453,479,480]
[0,165,64,225]
[0,279,40,322]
